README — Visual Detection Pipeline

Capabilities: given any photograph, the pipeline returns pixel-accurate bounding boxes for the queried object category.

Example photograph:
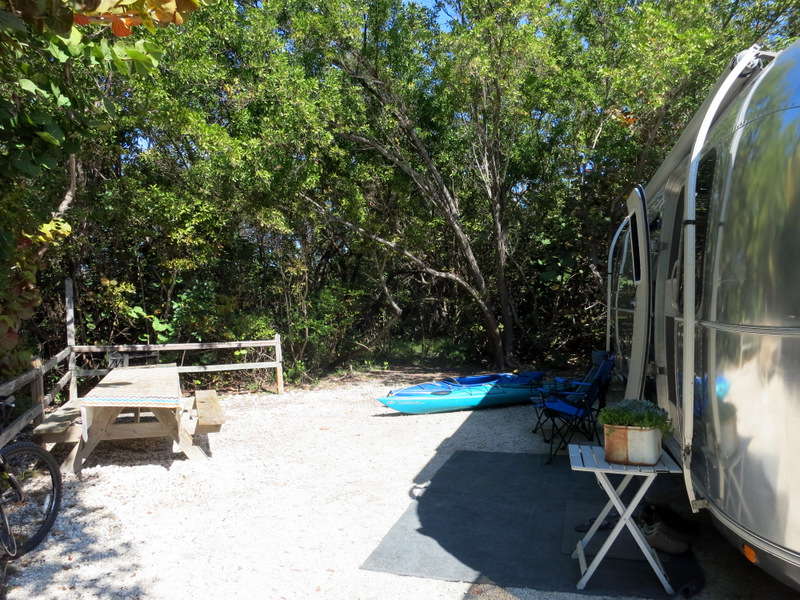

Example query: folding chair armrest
[567,381,591,389]
[547,389,585,401]
[545,390,590,411]
[550,379,591,392]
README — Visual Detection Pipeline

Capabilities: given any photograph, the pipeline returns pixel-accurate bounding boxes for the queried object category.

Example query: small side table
[568,443,683,594]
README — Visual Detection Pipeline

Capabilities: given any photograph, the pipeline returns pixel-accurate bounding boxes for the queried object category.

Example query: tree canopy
[1,0,798,380]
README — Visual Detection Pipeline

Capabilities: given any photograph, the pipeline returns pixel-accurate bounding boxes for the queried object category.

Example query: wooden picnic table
[34,364,224,474]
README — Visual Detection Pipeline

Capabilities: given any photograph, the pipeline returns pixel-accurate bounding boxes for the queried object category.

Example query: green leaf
[111,40,132,59]
[102,98,116,118]
[35,131,61,145]
[11,156,40,176]
[16,0,47,18]
[56,24,83,46]
[151,316,171,332]
[39,156,59,170]
[138,39,164,61]
[133,60,150,76]
[0,11,27,33]
[125,48,153,64]
[45,122,65,144]
[18,78,39,94]
[45,5,75,34]
[48,41,70,62]
[32,112,53,125]
[0,232,15,261]
[112,56,131,75]
[63,139,81,154]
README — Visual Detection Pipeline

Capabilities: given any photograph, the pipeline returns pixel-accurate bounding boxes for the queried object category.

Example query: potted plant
[598,399,673,466]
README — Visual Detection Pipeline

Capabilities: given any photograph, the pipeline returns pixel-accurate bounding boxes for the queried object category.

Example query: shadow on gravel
[7,470,148,600]
[46,432,214,472]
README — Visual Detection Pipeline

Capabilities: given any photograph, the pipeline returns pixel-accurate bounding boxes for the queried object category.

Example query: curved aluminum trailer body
[608,40,800,591]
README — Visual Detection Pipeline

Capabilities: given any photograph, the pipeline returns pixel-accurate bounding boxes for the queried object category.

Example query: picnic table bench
[33,364,225,474]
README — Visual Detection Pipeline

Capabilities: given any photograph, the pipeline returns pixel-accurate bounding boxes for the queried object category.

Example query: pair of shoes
[641,504,701,542]
[574,516,618,533]
[642,522,689,555]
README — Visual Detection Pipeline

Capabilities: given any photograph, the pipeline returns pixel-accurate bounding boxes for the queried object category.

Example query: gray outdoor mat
[361,450,698,598]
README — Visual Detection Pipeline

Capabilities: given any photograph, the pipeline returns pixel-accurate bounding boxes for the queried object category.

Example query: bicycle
[0,396,62,559]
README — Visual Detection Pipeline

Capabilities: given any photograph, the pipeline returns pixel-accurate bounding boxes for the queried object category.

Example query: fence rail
[71,339,283,388]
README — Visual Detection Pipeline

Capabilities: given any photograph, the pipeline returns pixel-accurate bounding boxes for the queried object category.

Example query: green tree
[0,0,202,377]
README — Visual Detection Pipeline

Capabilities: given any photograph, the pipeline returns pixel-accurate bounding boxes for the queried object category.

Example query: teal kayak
[378,371,545,414]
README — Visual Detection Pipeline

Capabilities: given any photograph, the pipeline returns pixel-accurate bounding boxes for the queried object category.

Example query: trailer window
[694,150,716,308]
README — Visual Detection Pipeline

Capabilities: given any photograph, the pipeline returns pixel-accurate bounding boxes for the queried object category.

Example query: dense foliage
[2,0,798,380]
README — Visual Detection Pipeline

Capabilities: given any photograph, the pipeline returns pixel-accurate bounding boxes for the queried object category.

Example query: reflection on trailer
[608,40,800,592]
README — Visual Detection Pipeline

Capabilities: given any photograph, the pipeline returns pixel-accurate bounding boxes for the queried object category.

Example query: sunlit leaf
[35,131,60,145]
[18,78,39,94]
[56,23,83,46]
[111,17,133,37]
[48,40,71,62]
[45,122,65,144]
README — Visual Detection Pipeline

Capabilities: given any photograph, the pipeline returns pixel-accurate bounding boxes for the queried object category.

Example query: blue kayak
[378,371,545,414]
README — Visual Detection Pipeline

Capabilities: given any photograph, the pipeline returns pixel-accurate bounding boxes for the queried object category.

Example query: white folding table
[568,443,683,594]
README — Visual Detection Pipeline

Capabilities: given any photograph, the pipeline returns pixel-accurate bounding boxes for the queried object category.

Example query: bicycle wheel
[0,442,62,558]
[0,507,16,558]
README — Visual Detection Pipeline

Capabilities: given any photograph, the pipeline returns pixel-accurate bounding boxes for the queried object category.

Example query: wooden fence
[0,278,284,448]
[0,349,73,448]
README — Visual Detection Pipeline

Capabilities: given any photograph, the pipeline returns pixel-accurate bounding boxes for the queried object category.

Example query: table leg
[151,408,208,462]
[575,472,674,594]
[572,473,635,559]
[63,407,123,475]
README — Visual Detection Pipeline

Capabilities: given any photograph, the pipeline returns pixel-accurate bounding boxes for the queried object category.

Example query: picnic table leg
[151,408,208,462]
[62,407,123,475]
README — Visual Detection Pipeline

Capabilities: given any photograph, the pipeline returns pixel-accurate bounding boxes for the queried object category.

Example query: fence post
[65,278,77,402]
[275,334,284,394]
[30,356,44,428]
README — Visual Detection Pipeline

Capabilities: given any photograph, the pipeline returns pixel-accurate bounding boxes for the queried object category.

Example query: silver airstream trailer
[607,39,800,591]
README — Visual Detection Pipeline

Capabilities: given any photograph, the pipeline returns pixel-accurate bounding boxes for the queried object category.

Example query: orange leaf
[73,14,91,25]
[111,17,133,37]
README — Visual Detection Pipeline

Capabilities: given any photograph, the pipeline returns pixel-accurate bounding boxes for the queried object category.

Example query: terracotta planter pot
[603,424,662,466]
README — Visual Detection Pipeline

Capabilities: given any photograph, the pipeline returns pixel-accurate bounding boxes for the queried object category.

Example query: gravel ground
[7,369,800,600]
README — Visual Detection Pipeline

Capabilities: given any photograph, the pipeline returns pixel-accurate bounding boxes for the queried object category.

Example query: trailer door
[607,185,651,397]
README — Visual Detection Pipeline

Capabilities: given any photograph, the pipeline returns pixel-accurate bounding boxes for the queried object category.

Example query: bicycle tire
[0,442,62,558]
[0,507,16,558]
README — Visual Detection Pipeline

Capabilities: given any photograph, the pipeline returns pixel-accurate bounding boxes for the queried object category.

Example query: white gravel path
[7,370,798,600]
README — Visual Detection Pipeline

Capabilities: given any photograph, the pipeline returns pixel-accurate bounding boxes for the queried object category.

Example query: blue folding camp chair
[531,350,613,435]
[533,352,615,464]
